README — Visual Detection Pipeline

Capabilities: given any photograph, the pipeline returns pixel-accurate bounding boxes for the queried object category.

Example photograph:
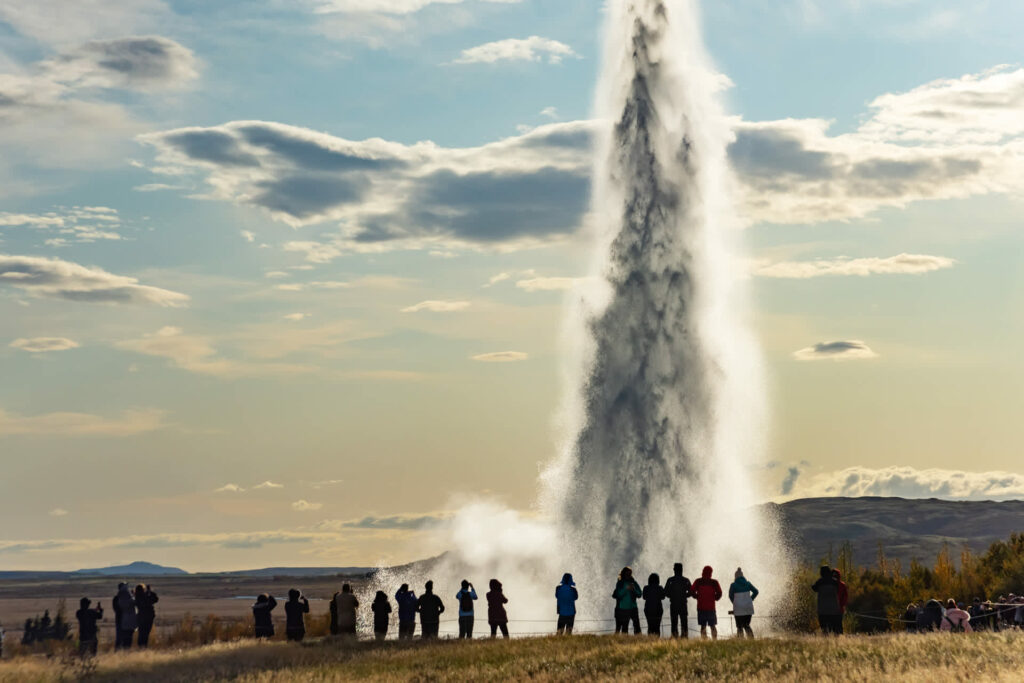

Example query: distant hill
[770,496,1024,567]
[202,567,374,578]
[72,561,188,576]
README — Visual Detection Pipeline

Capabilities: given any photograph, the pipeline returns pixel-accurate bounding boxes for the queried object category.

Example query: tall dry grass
[1,631,1022,682]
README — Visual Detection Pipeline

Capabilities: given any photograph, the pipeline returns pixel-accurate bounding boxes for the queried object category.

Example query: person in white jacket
[727,568,759,639]
[939,599,973,633]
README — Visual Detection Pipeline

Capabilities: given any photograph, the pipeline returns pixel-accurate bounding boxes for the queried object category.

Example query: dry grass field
[1,631,1022,682]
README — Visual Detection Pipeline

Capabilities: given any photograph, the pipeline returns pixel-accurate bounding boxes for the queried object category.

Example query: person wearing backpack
[486,579,510,639]
[455,580,478,639]
[940,599,973,633]
[728,568,759,639]
[395,584,418,639]
[663,563,692,638]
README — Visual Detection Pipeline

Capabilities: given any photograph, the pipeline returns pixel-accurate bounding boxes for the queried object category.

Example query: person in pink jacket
[939,599,973,633]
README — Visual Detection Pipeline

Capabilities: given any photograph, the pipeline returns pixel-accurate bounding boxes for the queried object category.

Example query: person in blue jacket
[394,584,418,640]
[556,573,579,634]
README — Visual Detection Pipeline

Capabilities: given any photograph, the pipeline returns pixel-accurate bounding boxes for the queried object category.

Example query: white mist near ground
[372,0,788,635]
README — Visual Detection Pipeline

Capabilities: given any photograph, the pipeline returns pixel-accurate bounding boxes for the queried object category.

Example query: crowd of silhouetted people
[5,563,1023,659]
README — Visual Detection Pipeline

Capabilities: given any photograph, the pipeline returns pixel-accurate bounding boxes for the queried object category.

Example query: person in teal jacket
[728,568,759,638]
[612,566,643,634]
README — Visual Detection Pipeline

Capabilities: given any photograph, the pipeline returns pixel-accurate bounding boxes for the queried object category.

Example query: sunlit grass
[1,632,1021,682]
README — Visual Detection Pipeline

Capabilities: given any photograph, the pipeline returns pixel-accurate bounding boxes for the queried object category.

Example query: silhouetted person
[253,594,277,639]
[832,569,848,633]
[134,584,159,648]
[642,573,665,636]
[613,567,642,634]
[556,573,578,634]
[903,603,919,632]
[663,563,692,638]
[941,599,972,632]
[417,580,445,639]
[21,619,34,645]
[921,599,944,632]
[114,583,137,649]
[728,568,758,639]
[334,584,359,637]
[75,598,103,658]
[811,566,842,635]
[371,591,391,641]
[487,579,509,639]
[395,584,418,640]
[111,584,123,645]
[285,589,310,642]
[690,565,723,640]
[455,580,478,639]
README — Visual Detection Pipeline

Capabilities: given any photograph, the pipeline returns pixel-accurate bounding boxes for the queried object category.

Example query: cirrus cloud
[400,299,470,313]
[0,408,166,436]
[756,254,956,278]
[792,340,878,361]
[9,337,80,352]
[471,351,528,362]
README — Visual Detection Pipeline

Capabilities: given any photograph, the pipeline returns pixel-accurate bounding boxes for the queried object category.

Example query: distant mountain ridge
[770,496,1024,567]
[72,560,188,576]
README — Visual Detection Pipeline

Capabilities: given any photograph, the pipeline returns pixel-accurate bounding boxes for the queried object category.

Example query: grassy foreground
[2,632,1022,682]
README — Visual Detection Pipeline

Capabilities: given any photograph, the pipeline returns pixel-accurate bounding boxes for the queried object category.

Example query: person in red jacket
[689,566,723,640]
[832,569,848,634]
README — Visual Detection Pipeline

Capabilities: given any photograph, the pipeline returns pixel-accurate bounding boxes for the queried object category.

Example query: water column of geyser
[541,0,785,621]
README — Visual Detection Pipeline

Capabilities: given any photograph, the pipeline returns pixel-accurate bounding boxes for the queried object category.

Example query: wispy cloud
[792,340,878,361]
[401,300,470,313]
[292,499,323,511]
[0,254,189,306]
[49,508,69,517]
[515,276,581,291]
[471,351,528,362]
[756,254,956,278]
[254,481,284,490]
[784,466,1024,501]
[453,36,578,65]
[0,408,166,437]
[214,483,244,493]
[9,337,79,353]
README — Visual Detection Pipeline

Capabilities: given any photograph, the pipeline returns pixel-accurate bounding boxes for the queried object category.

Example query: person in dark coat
[333,584,359,637]
[642,573,666,636]
[416,580,445,639]
[811,566,842,635]
[395,584,418,640]
[921,599,944,632]
[371,591,391,641]
[134,584,159,648]
[612,567,642,634]
[663,563,692,638]
[114,583,137,649]
[486,579,509,639]
[284,589,309,642]
[555,573,578,635]
[690,566,723,640]
[75,598,103,658]
[252,594,278,638]
[832,569,848,633]
[903,603,919,632]
[111,584,123,649]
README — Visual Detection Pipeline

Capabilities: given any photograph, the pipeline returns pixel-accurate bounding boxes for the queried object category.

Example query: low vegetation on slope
[2,632,1023,682]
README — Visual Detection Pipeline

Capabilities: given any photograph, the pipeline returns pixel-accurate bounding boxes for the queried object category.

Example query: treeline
[784,532,1024,633]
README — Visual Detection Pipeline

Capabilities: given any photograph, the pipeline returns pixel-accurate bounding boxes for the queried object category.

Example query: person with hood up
[690,566,723,640]
[134,584,159,648]
[455,579,478,639]
[555,573,578,634]
[371,591,391,641]
[832,569,848,633]
[486,579,510,639]
[114,582,138,649]
[252,594,277,639]
[417,580,445,639]
[75,598,103,657]
[940,599,973,633]
[612,567,643,634]
[642,573,666,636]
[728,568,759,639]
[811,566,842,635]
[334,584,359,637]
[284,589,310,642]
[395,584,418,639]
[663,563,692,638]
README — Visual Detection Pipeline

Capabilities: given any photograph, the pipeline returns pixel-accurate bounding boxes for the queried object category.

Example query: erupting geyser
[542,0,785,617]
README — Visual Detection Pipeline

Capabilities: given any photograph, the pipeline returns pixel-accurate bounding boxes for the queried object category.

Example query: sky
[1,0,1023,572]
